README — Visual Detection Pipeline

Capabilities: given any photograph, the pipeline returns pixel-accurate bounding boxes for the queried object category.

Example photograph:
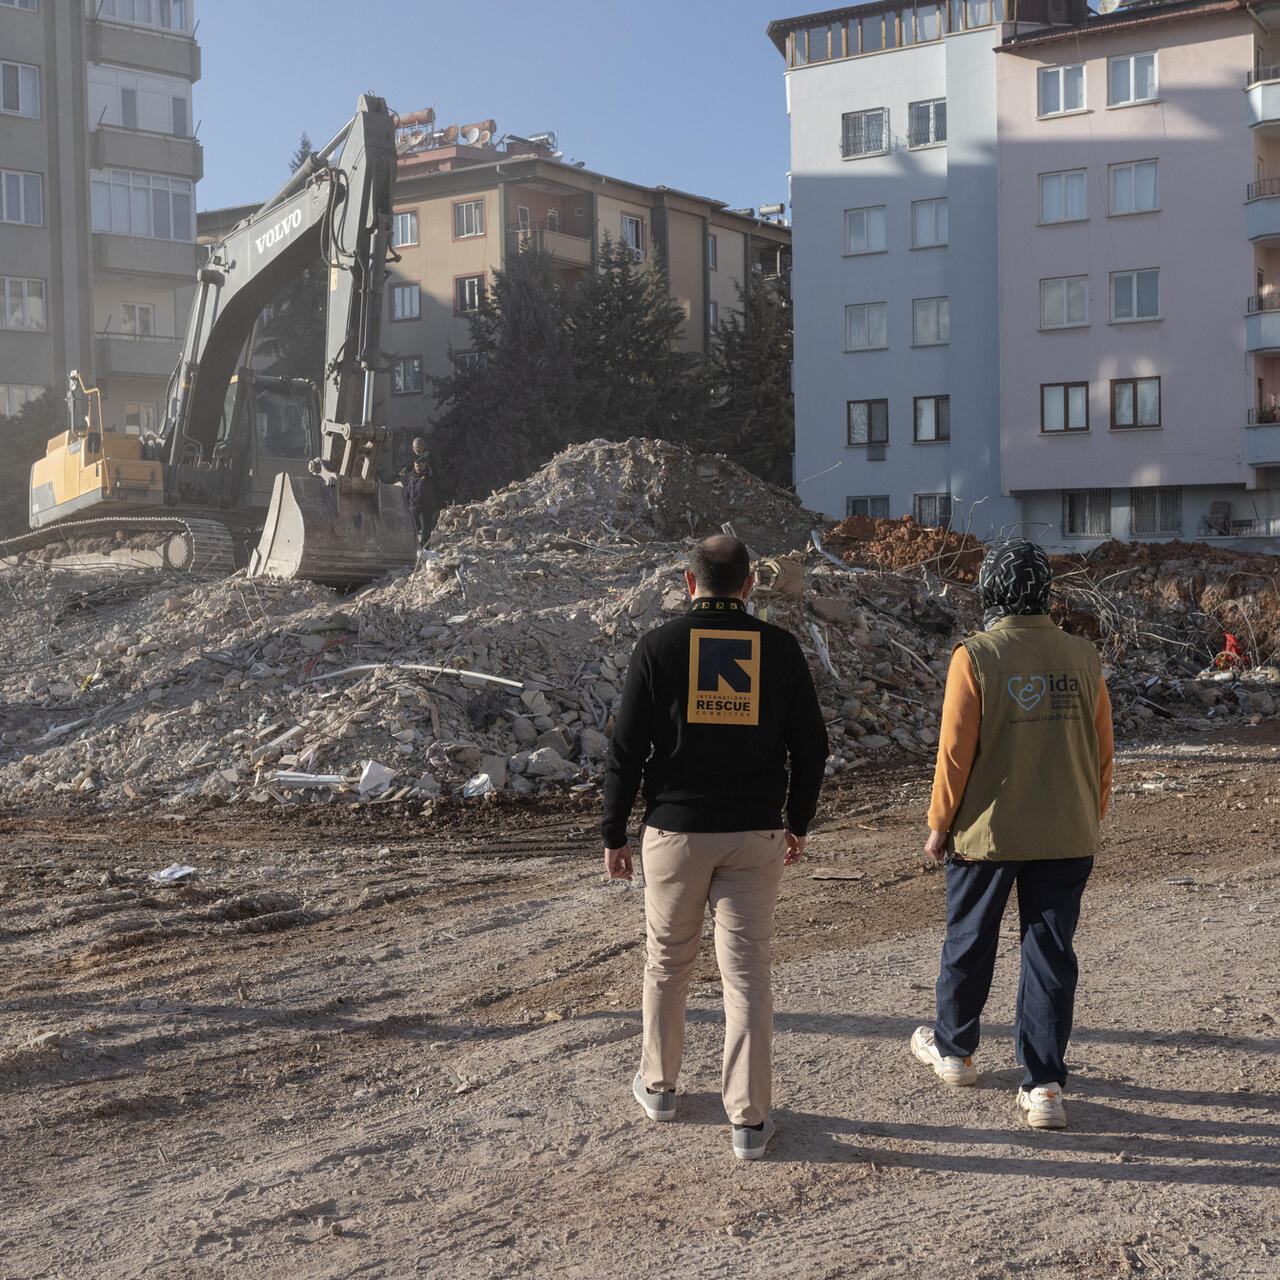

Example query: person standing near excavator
[602,534,827,1161]
[910,539,1113,1130]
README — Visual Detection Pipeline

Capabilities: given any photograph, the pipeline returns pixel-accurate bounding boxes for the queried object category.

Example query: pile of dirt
[823,514,986,581]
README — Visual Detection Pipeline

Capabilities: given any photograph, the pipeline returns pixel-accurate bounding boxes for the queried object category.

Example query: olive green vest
[951,616,1102,861]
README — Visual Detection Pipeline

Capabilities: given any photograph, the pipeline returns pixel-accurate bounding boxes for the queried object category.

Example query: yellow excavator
[6,94,416,586]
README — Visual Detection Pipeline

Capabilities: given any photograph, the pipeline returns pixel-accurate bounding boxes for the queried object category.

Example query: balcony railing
[1247,176,1280,200]
[1247,406,1280,423]
[1246,293,1280,313]
[1247,63,1280,86]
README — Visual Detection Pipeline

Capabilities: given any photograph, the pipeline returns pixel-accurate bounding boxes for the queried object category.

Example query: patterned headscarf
[979,539,1052,630]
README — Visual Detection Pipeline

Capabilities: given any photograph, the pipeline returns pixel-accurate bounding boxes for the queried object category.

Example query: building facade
[772,0,1280,546]
[0,0,200,433]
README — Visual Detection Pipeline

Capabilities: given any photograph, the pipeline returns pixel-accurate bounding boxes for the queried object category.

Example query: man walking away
[911,540,1113,1130]
[602,535,827,1160]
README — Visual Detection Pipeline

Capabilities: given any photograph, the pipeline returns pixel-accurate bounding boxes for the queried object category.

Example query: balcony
[505,222,592,268]
[91,125,203,182]
[94,233,196,280]
[88,19,201,81]
[1246,177,1280,241]
[1246,65,1280,134]
[94,332,181,381]
[1245,294,1280,352]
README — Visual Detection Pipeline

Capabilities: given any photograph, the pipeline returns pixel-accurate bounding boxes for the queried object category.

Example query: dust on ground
[1,721,1277,1279]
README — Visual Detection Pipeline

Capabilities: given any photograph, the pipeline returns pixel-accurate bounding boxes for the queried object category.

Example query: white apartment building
[0,0,200,434]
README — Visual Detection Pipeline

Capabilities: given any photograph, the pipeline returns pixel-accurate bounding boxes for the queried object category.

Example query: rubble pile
[0,438,1275,812]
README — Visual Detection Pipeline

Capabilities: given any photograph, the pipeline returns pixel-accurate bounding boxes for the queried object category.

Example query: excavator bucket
[249,471,417,586]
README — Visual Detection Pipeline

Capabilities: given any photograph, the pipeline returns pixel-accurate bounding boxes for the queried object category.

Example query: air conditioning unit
[629,247,644,263]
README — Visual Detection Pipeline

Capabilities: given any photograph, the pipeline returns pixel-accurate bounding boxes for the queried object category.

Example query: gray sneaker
[632,1070,675,1121]
[732,1114,776,1161]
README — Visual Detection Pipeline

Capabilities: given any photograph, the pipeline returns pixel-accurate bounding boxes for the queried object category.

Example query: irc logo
[687,629,761,725]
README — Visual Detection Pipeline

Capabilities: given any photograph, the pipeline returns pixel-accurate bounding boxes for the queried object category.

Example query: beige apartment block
[0,0,200,435]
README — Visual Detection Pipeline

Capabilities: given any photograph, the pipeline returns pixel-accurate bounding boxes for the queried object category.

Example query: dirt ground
[2,722,1278,1279]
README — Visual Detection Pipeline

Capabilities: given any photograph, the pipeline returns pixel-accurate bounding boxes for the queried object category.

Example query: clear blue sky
[195,1,796,215]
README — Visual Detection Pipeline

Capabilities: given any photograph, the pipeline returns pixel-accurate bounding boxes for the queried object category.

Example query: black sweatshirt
[601,597,828,846]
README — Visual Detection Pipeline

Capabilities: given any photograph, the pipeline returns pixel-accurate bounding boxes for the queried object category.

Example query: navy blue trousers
[933,856,1093,1089]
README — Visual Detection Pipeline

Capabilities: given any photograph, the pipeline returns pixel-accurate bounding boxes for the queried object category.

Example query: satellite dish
[461,126,481,144]
[478,129,491,145]
[443,124,459,143]
[1097,0,1120,13]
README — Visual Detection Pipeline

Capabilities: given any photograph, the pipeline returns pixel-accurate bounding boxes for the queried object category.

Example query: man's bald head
[688,535,751,596]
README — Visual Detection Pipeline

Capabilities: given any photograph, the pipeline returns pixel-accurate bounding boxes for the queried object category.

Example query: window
[621,213,645,256]
[97,0,192,31]
[516,205,530,231]
[847,399,889,445]
[1130,486,1181,536]
[792,23,834,64]
[913,296,949,346]
[90,169,193,240]
[1,61,40,118]
[121,302,154,336]
[845,302,888,351]
[455,275,484,314]
[1108,53,1157,105]
[847,495,891,518]
[1062,489,1111,538]
[1,277,46,330]
[1111,269,1159,321]
[709,301,719,329]
[1039,169,1086,224]
[123,401,158,433]
[0,169,41,225]
[911,198,948,248]
[87,65,190,136]
[455,350,482,372]
[0,383,42,417]
[391,283,420,321]
[845,205,886,254]
[392,357,423,395]
[1111,376,1161,428]
[908,99,947,147]
[546,208,560,231]
[914,493,953,527]
[842,108,887,158]
[0,1,38,9]
[1041,382,1089,432]
[1109,160,1158,215]
[1040,276,1088,329]
[453,199,484,238]
[914,1,942,39]
[708,233,717,269]
[914,395,950,441]
[1038,64,1084,116]
[391,211,418,247]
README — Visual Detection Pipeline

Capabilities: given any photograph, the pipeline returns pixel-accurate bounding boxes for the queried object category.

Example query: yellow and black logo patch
[686,629,760,725]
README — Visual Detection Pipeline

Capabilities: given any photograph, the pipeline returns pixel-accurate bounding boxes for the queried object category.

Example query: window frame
[841,107,888,159]
[847,398,890,446]
[1,275,47,331]
[1110,268,1160,323]
[913,492,953,528]
[0,168,42,226]
[1129,485,1182,536]
[1038,168,1087,225]
[846,494,891,518]
[845,301,888,352]
[845,204,887,255]
[1107,52,1158,107]
[709,300,719,329]
[120,300,155,337]
[907,98,947,148]
[1039,275,1089,330]
[1040,382,1090,433]
[1061,488,1112,539]
[912,296,950,347]
[708,233,718,270]
[910,197,948,249]
[1110,376,1161,429]
[391,210,419,247]
[452,198,485,240]
[0,0,39,10]
[90,168,193,241]
[0,382,43,416]
[1037,63,1085,117]
[454,349,482,373]
[913,394,951,442]
[1108,159,1159,216]
[391,356,424,396]
[0,59,40,119]
[390,282,420,322]
[621,212,646,257]
[454,273,485,316]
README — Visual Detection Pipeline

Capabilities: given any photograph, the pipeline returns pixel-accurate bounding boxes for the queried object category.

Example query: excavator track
[0,515,237,575]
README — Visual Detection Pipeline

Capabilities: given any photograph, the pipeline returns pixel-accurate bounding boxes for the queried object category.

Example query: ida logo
[1008,676,1046,711]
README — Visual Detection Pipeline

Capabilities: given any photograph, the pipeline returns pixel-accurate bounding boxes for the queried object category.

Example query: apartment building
[0,0,200,433]
[998,0,1280,543]
[772,0,1280,546]
[380,131,792,434]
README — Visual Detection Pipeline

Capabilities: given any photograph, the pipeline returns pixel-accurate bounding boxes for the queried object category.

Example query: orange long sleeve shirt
[927,645,1114,834]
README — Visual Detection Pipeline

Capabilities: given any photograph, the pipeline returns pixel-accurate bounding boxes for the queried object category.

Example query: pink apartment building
[997,0,1280,543]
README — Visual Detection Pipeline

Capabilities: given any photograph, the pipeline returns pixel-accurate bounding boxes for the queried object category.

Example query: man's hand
[925,828,949,864]
[784,832,806,865]
[604,844,633,881]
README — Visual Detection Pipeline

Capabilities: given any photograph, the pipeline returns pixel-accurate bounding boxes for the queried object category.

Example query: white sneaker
[910,1026,978,1087]
[632,1070,675,1122]
[732,1114,776,1161]
[1017,1083,1067,1129]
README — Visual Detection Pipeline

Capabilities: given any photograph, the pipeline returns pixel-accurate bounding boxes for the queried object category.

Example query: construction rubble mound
[0,438,1276,812]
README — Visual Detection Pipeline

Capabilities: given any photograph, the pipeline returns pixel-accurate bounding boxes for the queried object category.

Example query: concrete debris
[0,437,1276,812]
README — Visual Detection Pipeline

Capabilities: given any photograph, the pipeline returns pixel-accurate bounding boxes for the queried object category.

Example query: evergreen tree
[700,274,794,486]
[254,132,326,386]
[0,387,63,537]
[429,247,581,500]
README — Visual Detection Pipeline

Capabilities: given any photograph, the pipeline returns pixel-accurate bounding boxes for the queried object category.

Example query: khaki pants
[639,827,786,1126]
